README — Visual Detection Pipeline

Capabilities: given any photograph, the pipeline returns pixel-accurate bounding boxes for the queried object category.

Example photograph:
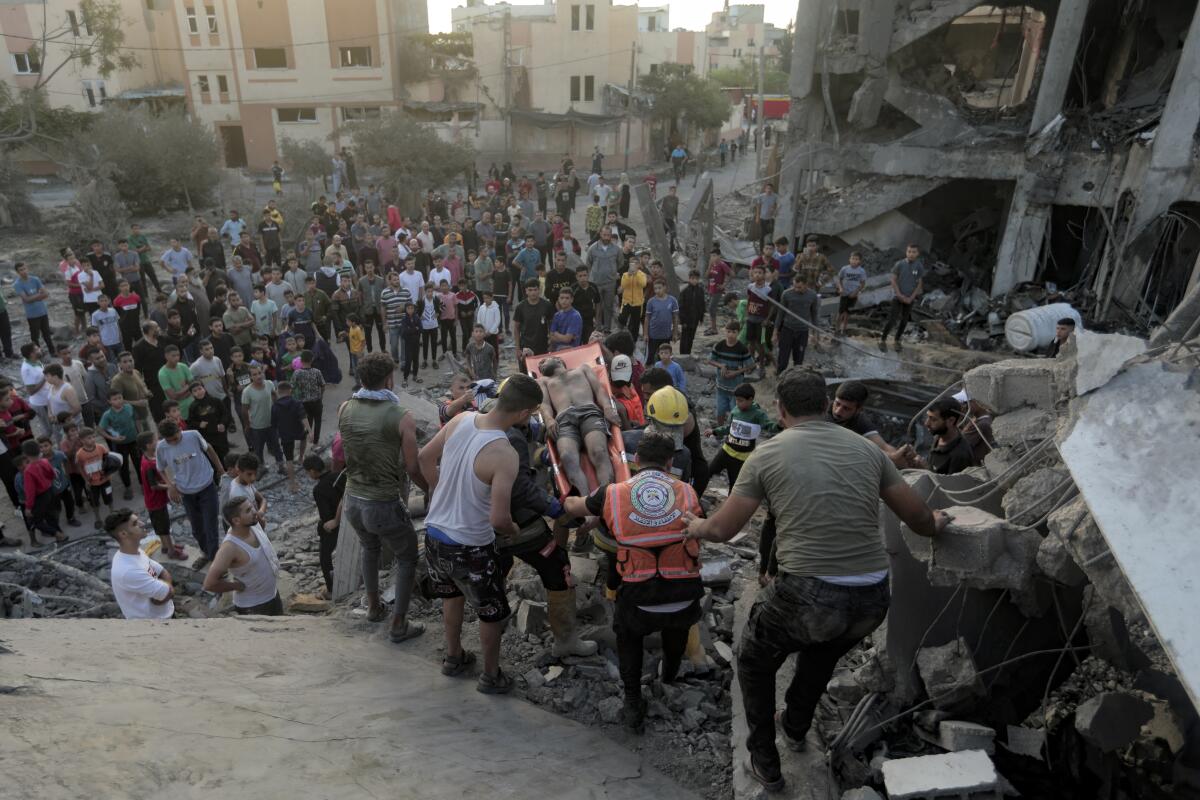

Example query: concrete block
[916,638,985,711]
[991,407,1055,447]
[963,359,1058,414]
[1074,691,1154,752]
[841,788,883,800]
[938,720,996,754]
[931,506,1008,572]
[1072,329,1147,396]
[515,600,548,637]
[882,750,999,799]
[1001,467,1070,524]
[569,555,599,585]
[1005,725,1046,759]
[1036,530,1087,586]
[983,447,1015,481]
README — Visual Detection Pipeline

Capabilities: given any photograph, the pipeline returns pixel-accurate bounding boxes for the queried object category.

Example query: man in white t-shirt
[106,509,175,619]
[20,341,50,434]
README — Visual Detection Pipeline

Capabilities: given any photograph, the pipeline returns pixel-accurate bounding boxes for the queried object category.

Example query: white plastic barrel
[1005,303,1083,352]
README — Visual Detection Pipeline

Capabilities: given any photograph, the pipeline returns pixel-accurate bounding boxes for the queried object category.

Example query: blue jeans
[248,426,284,464]
[181,481,220,558]
[388,326,403,363]
[715,388,735,423]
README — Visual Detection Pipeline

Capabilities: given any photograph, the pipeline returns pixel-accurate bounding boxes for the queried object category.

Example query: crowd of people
[1,156,1021,795]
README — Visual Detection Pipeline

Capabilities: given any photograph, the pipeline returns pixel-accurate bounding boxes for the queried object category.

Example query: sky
[427,0,798,34]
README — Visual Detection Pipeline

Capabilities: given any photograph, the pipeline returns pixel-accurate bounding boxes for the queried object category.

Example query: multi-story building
[700,4,787,76]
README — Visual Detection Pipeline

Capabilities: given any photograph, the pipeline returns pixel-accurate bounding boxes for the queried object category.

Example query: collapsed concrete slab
[1000,466,1071,524]
[1074,691,1155,752]
[917,637,986,711]
[963,359,1060,414]
[881,749,1000,799]
[1066,329,1148,396]
[903,505,1043,598]
[990,407,1056,448]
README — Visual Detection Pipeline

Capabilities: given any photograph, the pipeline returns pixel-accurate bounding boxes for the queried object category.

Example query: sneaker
[477,668,514,695]
[743,755,785,792]
[775,711,807,752]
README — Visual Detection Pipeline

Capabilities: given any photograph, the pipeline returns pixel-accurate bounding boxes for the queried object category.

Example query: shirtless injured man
[536,357,622,495]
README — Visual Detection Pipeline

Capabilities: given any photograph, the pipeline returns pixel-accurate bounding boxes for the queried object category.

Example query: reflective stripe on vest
[602,470,702,583]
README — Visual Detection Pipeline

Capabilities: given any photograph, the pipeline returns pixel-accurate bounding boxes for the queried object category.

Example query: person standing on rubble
[879,244,925,353]
[684,367,950,792]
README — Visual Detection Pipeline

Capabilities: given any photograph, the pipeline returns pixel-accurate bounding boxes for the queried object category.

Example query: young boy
[99,390,141,501]
[679,269,706,356]
[138,431,185,560]
[744,264,773,372]
[113,279,143,352]
[58,421,87,514]
[455,278,479,347]
[644,276,679,359]
[345,313,366,385]
[37,435,81,527]
[438,372,476,427]
[218,450,240,511]
[476,290,502,373]
[162,400,187,431]
[436,280,458,357]
[73,427,113,529]
[228,453,268,523]
[90,294,122,360]
[835,250,868,337]
[400,302,423,387]
[704,382,777,487]
[464,324,496,381]
[618,257,647,340]
[653,342,686,392]
[19,440,66,545]
[705,321,755,427]
[419,284,440,367]
[304,454,346,599]
[271,380,307,491]
[290,350,326,446]
[251,284,279,337]
[158,345,195,418]
[187,381,230,462]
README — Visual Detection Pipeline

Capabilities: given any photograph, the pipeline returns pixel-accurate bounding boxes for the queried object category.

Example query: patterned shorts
[424,533,511,623]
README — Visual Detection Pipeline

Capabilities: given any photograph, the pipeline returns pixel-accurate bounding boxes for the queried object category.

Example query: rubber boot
[388,561,425,642]
[547,588,598,657]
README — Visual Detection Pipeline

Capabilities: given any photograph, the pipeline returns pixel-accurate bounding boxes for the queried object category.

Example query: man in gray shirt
[753,183,778,252]
[774,273,819,371]
[879,244,925,352]
[835,251,869,337]
[114,239,142,296]
[155,421,224,564]
[529,211,553,261]
[226,255,255,307]
[586,228,621,331]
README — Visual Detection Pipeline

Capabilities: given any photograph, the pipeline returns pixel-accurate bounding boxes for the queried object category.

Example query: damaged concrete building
[776,0,1200,332]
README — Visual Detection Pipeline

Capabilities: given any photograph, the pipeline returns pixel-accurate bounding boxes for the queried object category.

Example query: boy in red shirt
[74,427,113,530]
[19,440,66,545]
[137,431,185,560]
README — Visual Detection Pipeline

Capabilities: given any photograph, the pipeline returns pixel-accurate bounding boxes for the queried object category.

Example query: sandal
[388,620,425,642]
[441,649,477,676]
[366,605,389,623]
[476,667,514,695]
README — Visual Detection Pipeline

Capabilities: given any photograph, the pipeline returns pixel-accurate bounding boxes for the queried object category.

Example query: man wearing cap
[535,356,621,496]
[622,385,694,484]
[608,354,644,429]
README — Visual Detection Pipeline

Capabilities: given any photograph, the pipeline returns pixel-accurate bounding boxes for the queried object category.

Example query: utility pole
[623,44,638,172]
[755,43,765,180]
[502,6,512,164]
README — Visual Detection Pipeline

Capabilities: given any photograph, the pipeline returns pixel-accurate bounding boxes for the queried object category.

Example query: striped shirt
[381,287,410,329]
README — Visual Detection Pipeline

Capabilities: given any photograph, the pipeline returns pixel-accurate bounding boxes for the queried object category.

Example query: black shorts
[423,533,510,623]
[745,320,766,345]
[280,437,302,461]
[554,403,607,444]
[148,506,171,538]
[69,294,85,314]
[839,296,855,314]
[88,481,113,507]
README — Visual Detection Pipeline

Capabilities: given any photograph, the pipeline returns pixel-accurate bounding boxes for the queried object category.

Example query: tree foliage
[68,106,220,213]
[708,58,789,94]
[345,111,475,201]
[64,168,128,245]
[1,0,137,145]
[279,136,329,190]
[0,154,42,229]
[639,64,732,141]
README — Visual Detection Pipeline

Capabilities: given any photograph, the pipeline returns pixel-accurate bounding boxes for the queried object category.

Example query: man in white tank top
[419,374,543,694]
[202,496,282,615]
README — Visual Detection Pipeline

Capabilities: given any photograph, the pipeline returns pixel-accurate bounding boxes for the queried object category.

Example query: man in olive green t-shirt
[685,367,949,791]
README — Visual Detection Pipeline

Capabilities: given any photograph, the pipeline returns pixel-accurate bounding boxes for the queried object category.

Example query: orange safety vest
[602,469,702,583]
[613,385,645,427]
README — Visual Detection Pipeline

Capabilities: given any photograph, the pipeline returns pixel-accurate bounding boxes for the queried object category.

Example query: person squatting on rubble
[684,367,951,792]
[418,374,544,694]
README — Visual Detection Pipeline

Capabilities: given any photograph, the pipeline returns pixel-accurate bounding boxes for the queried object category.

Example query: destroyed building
[776,0,1200,334]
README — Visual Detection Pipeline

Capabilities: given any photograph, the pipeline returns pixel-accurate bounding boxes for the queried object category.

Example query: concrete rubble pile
[802,328,1200,799]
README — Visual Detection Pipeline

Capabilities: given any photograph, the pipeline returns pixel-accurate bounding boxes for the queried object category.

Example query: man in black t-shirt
[257,210,283,268]
[511,279,553,371]
[910,398,974,475]
[572,267,602,342]
[828,380,908,467]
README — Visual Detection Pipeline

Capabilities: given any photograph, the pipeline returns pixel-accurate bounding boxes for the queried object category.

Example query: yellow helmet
[646,386,688,426]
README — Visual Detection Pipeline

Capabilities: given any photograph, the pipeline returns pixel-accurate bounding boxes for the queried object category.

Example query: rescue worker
[564,431,703,732]
[483,386,598,658]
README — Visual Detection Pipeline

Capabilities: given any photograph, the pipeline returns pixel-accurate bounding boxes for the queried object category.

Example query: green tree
[0,0,138,146]
[345,111,475,211]
[279,136,329,193]
[639,64,731,144]
[68,106,220,213]
[708,58,789,94]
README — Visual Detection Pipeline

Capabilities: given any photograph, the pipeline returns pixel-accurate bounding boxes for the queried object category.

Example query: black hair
[776,367,827,418]
[835,380,869,406]
[495,374,543,413]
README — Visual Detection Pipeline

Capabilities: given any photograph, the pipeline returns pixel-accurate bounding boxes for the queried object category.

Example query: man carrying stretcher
[536,357,621,495]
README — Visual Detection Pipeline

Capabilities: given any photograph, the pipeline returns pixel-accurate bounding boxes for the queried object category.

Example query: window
[571,4,580,31]
[82,79,106,107]
[649,63,658,75]
[584,75,594,101]
[217,75,229,94]
[185,6,198,33]
[747,38,755,47]
[197,74,210,93]
[66,10,80,36]
[276,107,317,123]
[585,4,594,30]
[341,106,382,121]
[339,46,372,67]
[205,5,218,33]
[647,16,656,31]
[253,48,287,69]
[570,75,581,102]
[13,52,40,75]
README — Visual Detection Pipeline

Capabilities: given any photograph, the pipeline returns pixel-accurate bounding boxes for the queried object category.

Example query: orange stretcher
[526,342,632,497]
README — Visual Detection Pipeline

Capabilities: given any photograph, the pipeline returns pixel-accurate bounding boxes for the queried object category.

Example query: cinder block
[932,506,1008,572]
[938,719,996,754]
[991,407,1055,447]
[882,750,999,799]
[964,359,1058,414]
[917,637,986,711]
